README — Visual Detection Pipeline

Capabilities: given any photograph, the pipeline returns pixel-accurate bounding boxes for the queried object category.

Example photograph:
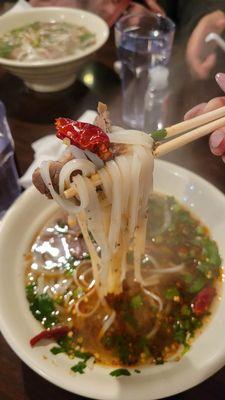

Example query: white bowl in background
[0,160,225,400]
[0,7,109,92]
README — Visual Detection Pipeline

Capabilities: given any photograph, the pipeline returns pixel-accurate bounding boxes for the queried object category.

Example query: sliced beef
[94,102,112,133]
[32,151,73,198]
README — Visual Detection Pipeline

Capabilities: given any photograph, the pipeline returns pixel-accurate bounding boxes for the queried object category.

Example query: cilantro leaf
[26,283,58,328]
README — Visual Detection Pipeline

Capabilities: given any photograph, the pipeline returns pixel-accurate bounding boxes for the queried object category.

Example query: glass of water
[115,13,175,129]
[0,102,21,219]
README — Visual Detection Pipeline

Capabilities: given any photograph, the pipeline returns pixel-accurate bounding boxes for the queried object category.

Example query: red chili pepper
[55,118,112,161]
[193,286,216,316]
[30,326,69,347]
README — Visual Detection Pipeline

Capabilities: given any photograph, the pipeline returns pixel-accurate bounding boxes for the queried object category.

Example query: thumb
[215,72,225,93]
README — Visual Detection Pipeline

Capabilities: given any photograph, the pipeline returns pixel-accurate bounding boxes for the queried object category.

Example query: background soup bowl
[0,7,109,92]
[0,160,225,400]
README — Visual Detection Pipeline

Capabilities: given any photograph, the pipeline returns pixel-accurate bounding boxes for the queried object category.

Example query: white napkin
[20,110,97,188]
[5,0,32,14]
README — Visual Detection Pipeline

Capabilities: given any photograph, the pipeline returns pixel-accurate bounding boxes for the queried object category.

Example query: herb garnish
[110,368,131,377]
[26,283,58,328]
[130,295,143,309]
[71,361,87,374]
[164,287,180,300]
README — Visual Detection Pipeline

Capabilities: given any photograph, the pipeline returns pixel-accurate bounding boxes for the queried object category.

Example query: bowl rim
[0,159,225,400]
[0,7,109,68]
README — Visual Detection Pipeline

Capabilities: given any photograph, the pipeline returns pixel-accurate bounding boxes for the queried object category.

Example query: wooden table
[0,22,225,400]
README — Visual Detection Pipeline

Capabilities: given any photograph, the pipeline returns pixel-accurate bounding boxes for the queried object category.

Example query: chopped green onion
[110,368,131,377]
[150,128,167,141]
[71,361,87,374]
[74,350,92,362]
[188,276,206,294]
[130,295,143,309]
[164,287,180,300]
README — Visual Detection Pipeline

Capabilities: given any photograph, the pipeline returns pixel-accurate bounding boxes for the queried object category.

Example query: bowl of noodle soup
[0,7,109,92]
[0,159,225,400]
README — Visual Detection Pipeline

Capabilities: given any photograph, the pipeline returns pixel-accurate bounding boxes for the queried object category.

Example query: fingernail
[222,155,225,164]
[210,131,225,148]
[215,73,225,91]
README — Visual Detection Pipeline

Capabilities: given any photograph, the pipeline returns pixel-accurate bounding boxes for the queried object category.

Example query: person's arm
[177,1,225,80]
[177,0,225,34]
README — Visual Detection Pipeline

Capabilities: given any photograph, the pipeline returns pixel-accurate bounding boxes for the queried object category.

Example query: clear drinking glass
[115,13,175,129]
[0,102,20,219]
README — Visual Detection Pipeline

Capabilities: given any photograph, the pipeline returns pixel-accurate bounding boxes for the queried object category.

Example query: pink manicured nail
[210,131,225,148]
[215,73,225,92]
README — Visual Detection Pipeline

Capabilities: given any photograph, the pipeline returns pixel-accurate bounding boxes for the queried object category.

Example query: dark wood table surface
[1,11,225,400]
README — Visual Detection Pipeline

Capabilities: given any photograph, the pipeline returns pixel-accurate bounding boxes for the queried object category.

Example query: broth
[0,21,95,61]
[25,194,222,370]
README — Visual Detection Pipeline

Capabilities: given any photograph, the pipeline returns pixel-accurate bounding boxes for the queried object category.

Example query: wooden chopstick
[151,105,225,141]
[64,111,225,199]
[154,115,225,157]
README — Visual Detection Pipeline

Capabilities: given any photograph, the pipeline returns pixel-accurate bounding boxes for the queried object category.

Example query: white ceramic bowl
[0,7,109,92]
[0,160,225,400]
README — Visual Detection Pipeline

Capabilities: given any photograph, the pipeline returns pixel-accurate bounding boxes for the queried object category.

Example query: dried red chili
[55,118,112,161]
[193,286,216,316]
[30,326,69,347]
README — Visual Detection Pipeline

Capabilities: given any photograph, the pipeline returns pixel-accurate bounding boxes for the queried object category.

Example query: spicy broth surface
[25,194,222,367]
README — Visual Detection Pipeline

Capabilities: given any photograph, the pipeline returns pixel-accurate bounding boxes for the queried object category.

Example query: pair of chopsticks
[64,106,225,199]
[152,105,225,157]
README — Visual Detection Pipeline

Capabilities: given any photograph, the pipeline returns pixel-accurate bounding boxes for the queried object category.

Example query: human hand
[184,73,225,163]
[186,11,225,80]
[144,0,165,15]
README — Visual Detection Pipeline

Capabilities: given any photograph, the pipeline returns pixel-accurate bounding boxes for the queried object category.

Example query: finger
[215,73,225,92]
[201,53,216,72]
[185,97,225,121]
[203,96,225,112]
[184,103,207,120]
[197,53,217,80]
[209,128,225,156]
[188,53,216,80]
[217,16,225,30]
[222,155,225,163]
[144,0,165,15]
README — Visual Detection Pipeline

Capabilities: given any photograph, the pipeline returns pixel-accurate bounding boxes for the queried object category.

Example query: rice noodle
[69,145,87,160]
[85,150,104,169]
[74,287,100,317]
[151,197,172,236]
[142,254,159,269]
[146,322,160,340]
[39,124,160,319]
[98,168,112,203]
[106,160,122,253]
[58,159,95,196]
[143,288,163,312]
[153,264,184,274]
[73,262,93,288]
[99,311,116,339]
[109,126,153,148]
